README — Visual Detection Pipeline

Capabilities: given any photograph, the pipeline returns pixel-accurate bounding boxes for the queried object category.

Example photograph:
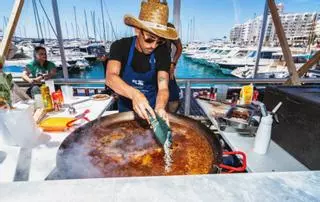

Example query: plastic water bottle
[253,114,273,154]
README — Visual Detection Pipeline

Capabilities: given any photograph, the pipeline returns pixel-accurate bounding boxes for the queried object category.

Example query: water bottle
[253,114,273,155]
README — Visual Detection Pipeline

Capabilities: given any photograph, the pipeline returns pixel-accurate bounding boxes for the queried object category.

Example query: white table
[196,99,309,173]
[1,171,320,202]
[0,96,117,182]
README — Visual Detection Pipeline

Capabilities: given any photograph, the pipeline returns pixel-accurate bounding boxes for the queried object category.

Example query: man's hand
[43,74,50,80]
[33,75,44,83]
[155,107,169,126]
[169,63,176,80]
[131,90,155,122]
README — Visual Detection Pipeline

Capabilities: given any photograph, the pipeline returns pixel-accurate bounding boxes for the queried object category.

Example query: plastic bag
[0,105,41,148]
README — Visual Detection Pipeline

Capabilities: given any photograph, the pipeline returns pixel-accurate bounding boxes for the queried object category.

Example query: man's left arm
[171,38,183,64]
[170,39,183,79]
[155,70,169,122]
[46,62,57,79]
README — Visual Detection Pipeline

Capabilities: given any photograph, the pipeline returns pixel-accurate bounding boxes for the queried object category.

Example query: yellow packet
[240,84,254,105]
[39,117,75,132]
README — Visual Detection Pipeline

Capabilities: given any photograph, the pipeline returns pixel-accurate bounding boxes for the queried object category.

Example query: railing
[14,78,320,116]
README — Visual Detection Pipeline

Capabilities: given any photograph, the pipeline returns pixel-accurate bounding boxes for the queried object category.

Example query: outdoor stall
[1,0,320,201]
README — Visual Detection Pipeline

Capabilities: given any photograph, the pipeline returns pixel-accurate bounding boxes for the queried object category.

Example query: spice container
[40,85,54,112]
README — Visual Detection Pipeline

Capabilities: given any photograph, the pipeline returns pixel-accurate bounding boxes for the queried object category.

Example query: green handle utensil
[148,112,172,146]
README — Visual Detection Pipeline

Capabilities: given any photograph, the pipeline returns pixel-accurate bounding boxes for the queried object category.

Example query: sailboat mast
[24,25,27,38]
[193,16,195,41]
[91,11,97,41]
[65,22,69,40]
[2,17,7,36]
[100,0,107,42]
[32,0,40,38]
[71,22,75,39]
[187,21,189,43]
[106,22,109,41]
[73,6,79,39]
[84,9,89,40]
[34,0,44,39]
[42,17,47,39]
[47,20,51,39]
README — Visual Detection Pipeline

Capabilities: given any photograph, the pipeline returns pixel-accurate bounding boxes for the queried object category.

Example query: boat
[216,47,280,71]
[207,48,249,67]
[1,1,320,201]
[231,53,310,78]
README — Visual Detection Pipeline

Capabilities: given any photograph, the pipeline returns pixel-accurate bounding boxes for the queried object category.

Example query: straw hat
[124,0,178,40]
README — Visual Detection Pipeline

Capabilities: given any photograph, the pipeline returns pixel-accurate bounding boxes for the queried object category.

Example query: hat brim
[124,14,178,40]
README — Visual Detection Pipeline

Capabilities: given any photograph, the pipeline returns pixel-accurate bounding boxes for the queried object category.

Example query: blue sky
[0,0,319,42]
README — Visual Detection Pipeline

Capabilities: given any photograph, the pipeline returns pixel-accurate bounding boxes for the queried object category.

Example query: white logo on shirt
[132,79,144,86]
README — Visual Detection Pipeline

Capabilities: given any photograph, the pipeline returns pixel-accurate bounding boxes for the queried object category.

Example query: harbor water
[3,55,235,87]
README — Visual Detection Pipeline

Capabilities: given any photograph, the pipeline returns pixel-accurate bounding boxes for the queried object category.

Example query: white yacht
[185,45,210,59]
[189,47,220,64]
[207,48,249,67]
[231,53,309,79]
[216,48,280,73]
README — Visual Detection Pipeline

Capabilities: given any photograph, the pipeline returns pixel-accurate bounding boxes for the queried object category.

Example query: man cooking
[106,0,178,122]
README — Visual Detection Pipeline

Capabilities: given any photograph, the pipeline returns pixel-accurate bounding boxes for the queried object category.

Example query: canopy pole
[173,0,181,35]
[52,0,68,79]
[284,51,320,84]
[268,0,300,85]
[0,0,24,67]
[253,0,269,78]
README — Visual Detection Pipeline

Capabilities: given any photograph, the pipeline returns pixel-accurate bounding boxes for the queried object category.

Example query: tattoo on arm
[158,76,166,83]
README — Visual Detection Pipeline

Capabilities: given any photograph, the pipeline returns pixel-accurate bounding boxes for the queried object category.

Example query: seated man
[22,46,57,97]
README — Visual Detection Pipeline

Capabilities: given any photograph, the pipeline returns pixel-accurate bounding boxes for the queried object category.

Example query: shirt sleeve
[24,64,31,72]
[24,62,33,76]
[48,61,56,70]
[156,44,171,73]
[108,39,124,62]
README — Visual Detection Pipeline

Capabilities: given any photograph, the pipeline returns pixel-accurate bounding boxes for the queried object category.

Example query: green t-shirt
[25,60,56,78]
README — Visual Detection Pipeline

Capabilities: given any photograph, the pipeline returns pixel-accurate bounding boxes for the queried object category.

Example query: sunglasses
[141,30,166,46]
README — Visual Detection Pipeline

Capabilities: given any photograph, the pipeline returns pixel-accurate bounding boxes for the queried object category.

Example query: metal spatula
[148,113,172,146]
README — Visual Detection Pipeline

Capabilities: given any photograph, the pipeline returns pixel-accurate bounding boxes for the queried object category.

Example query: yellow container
[40,85,54,112]
[239,84,254,105]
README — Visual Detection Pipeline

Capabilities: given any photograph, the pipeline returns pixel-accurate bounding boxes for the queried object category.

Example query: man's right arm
[21,66,42,84]
[21,67,33,84]
[106,60,155,120]
[106,60,138,100]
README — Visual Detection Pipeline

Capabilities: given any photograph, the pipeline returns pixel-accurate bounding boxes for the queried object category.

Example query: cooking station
[196,99,308,173]
[0,91,320,201]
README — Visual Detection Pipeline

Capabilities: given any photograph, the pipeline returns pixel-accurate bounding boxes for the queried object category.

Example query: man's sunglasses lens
[142,31,165,45]
[144,38,165,45]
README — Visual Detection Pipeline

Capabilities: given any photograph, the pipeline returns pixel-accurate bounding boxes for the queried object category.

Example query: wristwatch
[171,61,177,66]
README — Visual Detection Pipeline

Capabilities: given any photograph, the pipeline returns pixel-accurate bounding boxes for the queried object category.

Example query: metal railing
[14,77,320,115]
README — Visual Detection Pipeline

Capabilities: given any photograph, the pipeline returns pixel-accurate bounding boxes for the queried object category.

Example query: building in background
[229,3,319,47]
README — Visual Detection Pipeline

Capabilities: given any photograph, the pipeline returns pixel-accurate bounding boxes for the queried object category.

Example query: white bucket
[61,85,74,103]
[0,104,41,148]
[215,85,228,102]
